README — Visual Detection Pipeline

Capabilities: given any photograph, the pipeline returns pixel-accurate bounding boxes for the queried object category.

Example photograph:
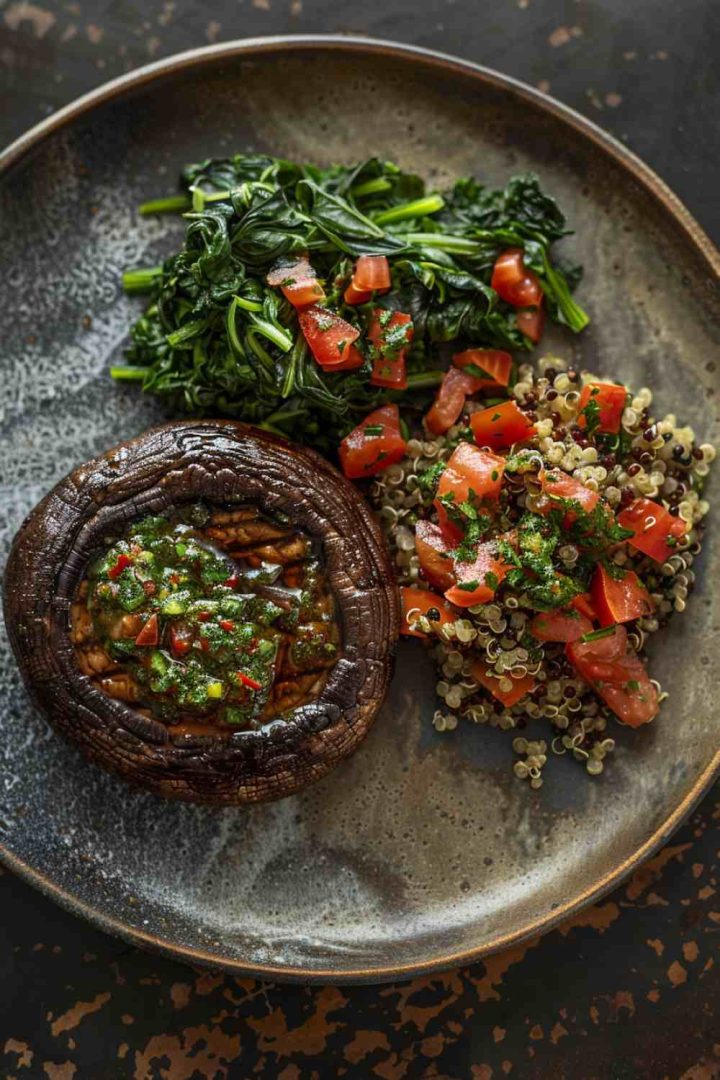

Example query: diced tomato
[224,575,239,590]
[371,352,407,389]
[324,344,365,372]
[282,279,326,308]
[299,306,360,368]
[425,367,479,435]
[353,255,391,292]
[529,608,593,643]
[491,248,543,308]
[108,553,133,580]
[578,382,628,434]
[266,257,325,308]
[570,592,597,622]
[344,281,372,305]
[415,520,455,591]
[591,565,655,627]
[169,625,192,656]
[219,619,235,632]
[516,305,545,344]
[444,542,512,608]
[134,613,159,647]
[617,497,688,563]
[400,586,456,638]
[437,443,505,505]
[471,660,535,707]
[339,404,407,480]
[453,348,512,389]
[236,671,262,691]
[368,309,413,390]
[470,400,536,450]
[435,443,506,543]
[567,624,659,727]
[540,468,600,515]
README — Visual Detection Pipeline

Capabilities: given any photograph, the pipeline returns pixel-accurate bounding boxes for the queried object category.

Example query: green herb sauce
[75,505,340,730]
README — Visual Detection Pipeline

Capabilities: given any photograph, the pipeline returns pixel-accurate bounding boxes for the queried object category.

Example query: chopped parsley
[579,396,601,435]
[581,625,618,643]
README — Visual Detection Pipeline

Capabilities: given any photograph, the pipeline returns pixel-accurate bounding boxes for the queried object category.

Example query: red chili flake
[197,611,210,622]
[219,619,235,632]
[236,671,262,691]
[224,574,240,589]
[108,553,133,580]
[169,627,191,656]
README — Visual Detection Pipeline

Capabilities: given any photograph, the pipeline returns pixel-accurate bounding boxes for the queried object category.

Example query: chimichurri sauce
[71,504,340,731]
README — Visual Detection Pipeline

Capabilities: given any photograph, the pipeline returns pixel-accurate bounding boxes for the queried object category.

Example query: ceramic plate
[1,37,718,983]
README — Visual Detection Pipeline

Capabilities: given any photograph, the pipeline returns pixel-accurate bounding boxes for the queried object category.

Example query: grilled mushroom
[4,421,399,805]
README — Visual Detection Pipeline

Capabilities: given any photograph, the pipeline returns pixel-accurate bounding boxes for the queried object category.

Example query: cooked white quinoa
[370,356,715,786]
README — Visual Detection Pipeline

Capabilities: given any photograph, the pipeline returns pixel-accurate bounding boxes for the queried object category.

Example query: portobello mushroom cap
[3,420,399,805]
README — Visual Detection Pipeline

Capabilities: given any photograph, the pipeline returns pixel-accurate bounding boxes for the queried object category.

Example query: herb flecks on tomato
[591,565,655,626]
[453,349,512,389]
[617,497,688,563]
[435,443,505,543]
[444,542,512,608]
[471,400,536,450]
[368,308,413,389]
[267,256,325,309]
[567,624,659,727]
[339,404,407,480]
[578,382,628,434]
[298,306,360,369]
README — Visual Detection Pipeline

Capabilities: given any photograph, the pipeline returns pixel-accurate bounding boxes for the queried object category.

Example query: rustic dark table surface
[1,3,719,1078]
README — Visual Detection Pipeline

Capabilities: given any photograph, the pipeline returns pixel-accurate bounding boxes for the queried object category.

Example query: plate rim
[1,34,718,985]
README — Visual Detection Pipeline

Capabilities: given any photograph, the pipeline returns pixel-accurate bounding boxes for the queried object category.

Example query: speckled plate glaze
[0,37,718,984]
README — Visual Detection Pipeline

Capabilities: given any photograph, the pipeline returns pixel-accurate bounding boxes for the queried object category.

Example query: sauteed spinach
[113,155,588,452]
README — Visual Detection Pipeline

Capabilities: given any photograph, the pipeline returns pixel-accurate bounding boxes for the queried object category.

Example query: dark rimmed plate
[0,36,718,984]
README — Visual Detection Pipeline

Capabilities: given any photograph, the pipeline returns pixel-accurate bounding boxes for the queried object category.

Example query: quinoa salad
[367,355,714,787]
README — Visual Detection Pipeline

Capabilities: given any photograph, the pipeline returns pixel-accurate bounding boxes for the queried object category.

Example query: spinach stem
[249,315,293,354]
[139,195,190,215]
[405,370,444,390]
[246,329,277,372]
[404,232,480,254]
[540,249,590,332]
[232,294,264,313]
[260,407,306,430]
[373,195,445,226]
[226,298,244,356]
[281,336,307,399]
[110,366,149,381]
[122,266,162,294]
[166,319,206,348]
[351,177,394,198]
